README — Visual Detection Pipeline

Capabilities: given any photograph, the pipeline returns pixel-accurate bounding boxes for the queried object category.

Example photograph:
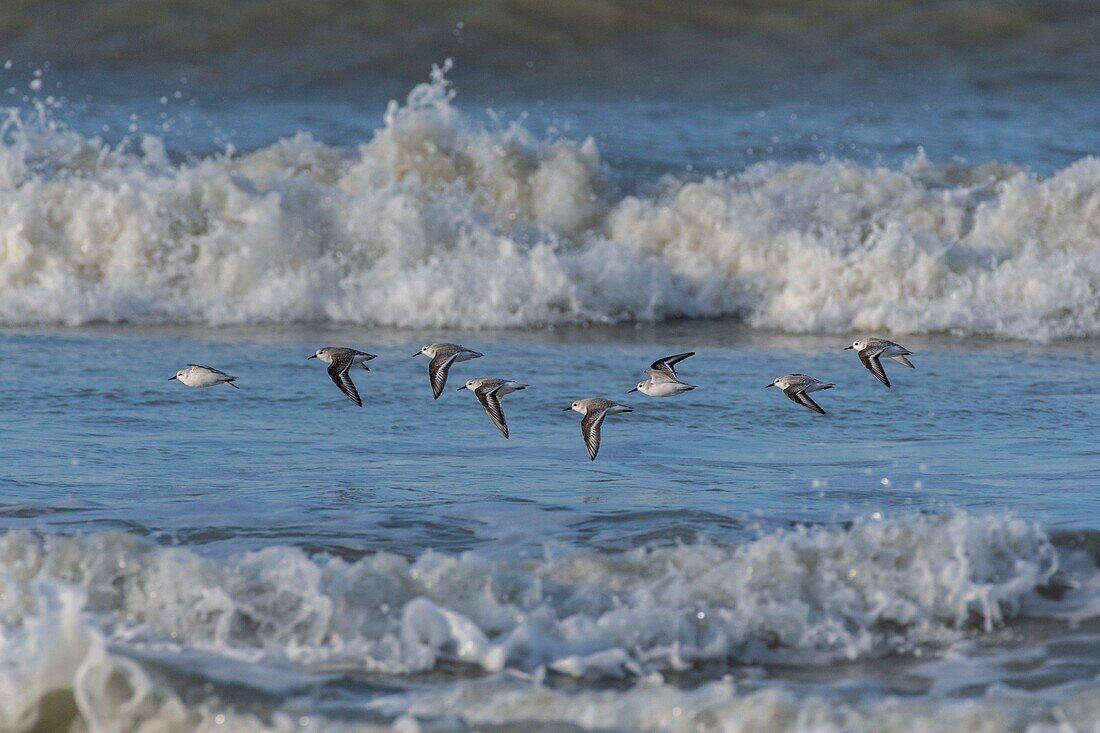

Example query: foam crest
[0,67,1098,339]
[0,514,1075,683]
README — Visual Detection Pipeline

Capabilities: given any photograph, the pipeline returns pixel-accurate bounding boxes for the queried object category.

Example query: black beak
[168,376,177,380]
[562,407,572,411]
[412,352,422,357]
[627,387,638,393]
[307,354,317,359]
[456,385,467,391]
[764,384,774,388]
[843,345,853,350]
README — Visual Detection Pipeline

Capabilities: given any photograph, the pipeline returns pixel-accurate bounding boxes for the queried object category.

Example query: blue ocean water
[3,327,1099,555]
[3,1,1100,730]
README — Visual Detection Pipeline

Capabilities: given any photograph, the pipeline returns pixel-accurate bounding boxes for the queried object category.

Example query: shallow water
[3,1,1100,729]
[2,325,1100,731]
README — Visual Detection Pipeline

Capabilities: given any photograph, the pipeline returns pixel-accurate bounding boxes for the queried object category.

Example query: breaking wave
[0,65,1099,339]
[2,513,1098,731]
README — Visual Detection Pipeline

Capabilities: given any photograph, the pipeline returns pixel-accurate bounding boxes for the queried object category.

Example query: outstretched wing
[428,352,460,399]
[785,387,826,415]
[580,408,608,461]
[476,385,509,438]
[648,351,695,379]
[327,352,362,406]
[858,348,890,387]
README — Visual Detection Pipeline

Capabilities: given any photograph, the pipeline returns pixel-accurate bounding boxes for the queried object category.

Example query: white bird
[457,378,527,438]
[766,374,833,415]
[629,351,697,397]
[844,338,914,388]
[169,364,238,389]
[414,343,483,399]
[563,398,633,461]
[307,347,377,407]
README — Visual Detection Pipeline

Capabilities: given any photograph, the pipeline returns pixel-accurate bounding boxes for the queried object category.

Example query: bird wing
[580,408,608,461]
[428,351,460,399]
[786,388,826,415]
[187,364,229,376]
[858,347,891,387]
[327,352,362,406]
[476,384,509,439]
[648,351,695,379]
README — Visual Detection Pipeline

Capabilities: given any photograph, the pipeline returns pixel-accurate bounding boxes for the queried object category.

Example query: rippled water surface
[2,326,1100,731]
[3,1,1100,729]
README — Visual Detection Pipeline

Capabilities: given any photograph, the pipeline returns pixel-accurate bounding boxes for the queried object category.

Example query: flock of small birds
[169,337,915,461]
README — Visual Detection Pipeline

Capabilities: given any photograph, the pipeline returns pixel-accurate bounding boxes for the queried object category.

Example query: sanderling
[169,364,239,389]
[844,338,914,388]
[563,398,633,461]
[766,374,833,415]
[629,351,697,397]
[414,343,483,399]
[457,378,527,438]
[308,347,377,407]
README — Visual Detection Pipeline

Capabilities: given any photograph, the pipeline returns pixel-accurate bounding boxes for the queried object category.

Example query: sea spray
[0,67,1097,339]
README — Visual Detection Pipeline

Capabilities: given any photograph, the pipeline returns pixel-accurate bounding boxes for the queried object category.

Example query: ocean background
[2,1,1100,731]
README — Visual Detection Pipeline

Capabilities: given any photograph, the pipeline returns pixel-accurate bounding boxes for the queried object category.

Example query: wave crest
[0,67,1098,339]
[0,514,1070,681]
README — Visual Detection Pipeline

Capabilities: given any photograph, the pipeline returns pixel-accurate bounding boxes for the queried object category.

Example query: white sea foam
[378,675,1100,733]
[0,66,1098,340]
[0,514,1096,731]
[0,515,1077,676]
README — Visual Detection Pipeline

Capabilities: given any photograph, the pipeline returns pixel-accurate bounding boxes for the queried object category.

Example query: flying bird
[308,347,377,406]
[845,338,914,388]
[629,351,697,397]
[169,364,239,389]
[414,343,484,399]
[564,398,633,460]
[458,378,527,438]
[766,374,833,415]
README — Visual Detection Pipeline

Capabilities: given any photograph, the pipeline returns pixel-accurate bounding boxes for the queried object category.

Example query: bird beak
[764,384,773,388]
[843,345,853,350]
[627,387,638,393]
[456,385,467,391]
[307,354,317,360]
[561,407,572,411]
[168,376,177,380]
[412,352,422,357]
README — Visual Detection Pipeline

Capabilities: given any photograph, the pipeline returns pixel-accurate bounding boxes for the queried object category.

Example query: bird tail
[225,379,240,389]
[357,362,370,371]
[893,356,915,368]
